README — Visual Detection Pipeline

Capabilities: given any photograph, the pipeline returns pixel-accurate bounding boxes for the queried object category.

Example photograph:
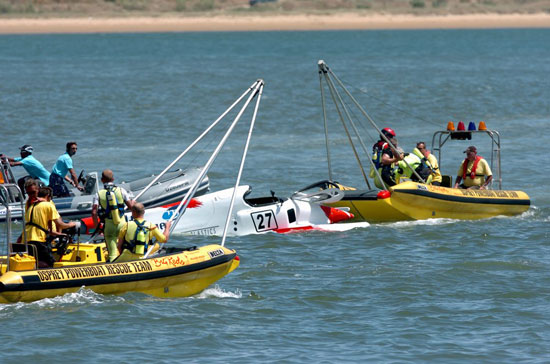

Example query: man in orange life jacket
[454,145,493,190]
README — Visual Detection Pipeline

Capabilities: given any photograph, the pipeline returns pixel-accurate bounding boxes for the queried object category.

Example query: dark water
[1,29,549,362]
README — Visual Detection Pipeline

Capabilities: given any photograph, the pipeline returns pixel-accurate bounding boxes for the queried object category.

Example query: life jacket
[123,219,153,255]
[371,141,388,170]
[395,153,420,182]
[371,141,390,189]
[98,184,125,225]
[462,155,483,180]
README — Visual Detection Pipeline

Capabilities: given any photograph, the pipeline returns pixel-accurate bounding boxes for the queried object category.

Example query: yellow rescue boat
[0,80,269,303]
[0,242,239,304]
[315,60,531,223]
[319,181,530,223]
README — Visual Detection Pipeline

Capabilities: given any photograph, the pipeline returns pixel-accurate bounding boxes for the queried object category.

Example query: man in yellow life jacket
[394,151,424,184]
[117,202,171,262]
[92,169,134,262]
[416,142,442,186]
[454,145,493,190]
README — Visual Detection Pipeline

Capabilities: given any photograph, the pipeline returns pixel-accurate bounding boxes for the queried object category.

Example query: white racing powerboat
[82,185,369,236]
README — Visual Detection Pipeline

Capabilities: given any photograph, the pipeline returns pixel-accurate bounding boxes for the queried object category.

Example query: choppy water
[0,29,549,362]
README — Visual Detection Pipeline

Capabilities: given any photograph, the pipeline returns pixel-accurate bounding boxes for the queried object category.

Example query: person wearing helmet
[370,127,403,188]
[370,128,395,186]
[0,144,51,195]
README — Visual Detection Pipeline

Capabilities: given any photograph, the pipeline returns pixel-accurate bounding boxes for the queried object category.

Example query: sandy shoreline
[0,13,549,34]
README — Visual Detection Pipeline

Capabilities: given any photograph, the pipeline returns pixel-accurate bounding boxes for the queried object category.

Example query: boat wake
[383,218,459,228]
[312,222,370,232]
[512,205,550,222]
[0,287,124,311]
[195,285,242,299]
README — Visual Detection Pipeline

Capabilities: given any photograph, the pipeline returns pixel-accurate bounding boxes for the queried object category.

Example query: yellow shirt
[24,201,60,243]
[426,153,442,183]
[118,218,167,244]
[457,158,492,187]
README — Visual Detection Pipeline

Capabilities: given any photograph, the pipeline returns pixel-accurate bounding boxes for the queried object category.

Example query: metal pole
[133,81,258,202]
[320,64,371,188]
[318,61,333,181]
[322,68,373,189]
[168,80,263,235]
[324,61,426,184]
[221,81,264,247]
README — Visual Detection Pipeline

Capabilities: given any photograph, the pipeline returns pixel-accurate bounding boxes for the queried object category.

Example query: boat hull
[0,244,238,304]
[97,185,363,236]
[325,181,530,222]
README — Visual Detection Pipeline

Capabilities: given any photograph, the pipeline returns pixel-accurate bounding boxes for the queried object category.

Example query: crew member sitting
[38,186,56,233]
[116,202,171,262]
[415,142,442,185]
[454,145,493,190]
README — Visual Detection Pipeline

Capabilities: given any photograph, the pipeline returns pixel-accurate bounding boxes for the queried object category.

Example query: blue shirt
[15,155,51,186]
[51,152,73,178]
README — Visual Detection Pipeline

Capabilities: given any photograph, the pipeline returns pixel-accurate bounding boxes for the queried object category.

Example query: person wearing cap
[454,146,493,190]
[49,141,84,197]
[92,169,134,262]
[0,144,51,195]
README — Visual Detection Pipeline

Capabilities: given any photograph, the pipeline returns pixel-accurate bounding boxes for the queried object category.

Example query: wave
[381,218,459,228]
[195,284,242,299]
[0,286,123,313]
[511,206,550,222]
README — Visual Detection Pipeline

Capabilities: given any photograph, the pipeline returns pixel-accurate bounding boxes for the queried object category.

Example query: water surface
[0,29,549,362]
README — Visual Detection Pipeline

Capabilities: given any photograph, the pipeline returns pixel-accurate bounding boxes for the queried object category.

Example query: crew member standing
[454,145,493,189]
[371,127,404,188]
[0,144,50,194]
[49,141,84,197]
[92,169,134,262]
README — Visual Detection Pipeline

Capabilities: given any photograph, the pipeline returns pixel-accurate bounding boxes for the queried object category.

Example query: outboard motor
[84,173,97,194]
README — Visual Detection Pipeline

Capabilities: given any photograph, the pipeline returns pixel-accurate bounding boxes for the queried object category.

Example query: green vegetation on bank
[1,0,549,16]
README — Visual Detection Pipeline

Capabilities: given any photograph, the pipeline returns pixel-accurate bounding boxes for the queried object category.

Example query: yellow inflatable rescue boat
[0,241,239,304]
[321,181,530,223]
[316,60,532,223]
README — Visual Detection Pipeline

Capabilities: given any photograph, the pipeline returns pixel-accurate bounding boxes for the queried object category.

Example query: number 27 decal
[251,210,278,232]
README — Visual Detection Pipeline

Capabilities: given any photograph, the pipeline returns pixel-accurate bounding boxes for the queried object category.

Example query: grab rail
[0,183,28,272]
